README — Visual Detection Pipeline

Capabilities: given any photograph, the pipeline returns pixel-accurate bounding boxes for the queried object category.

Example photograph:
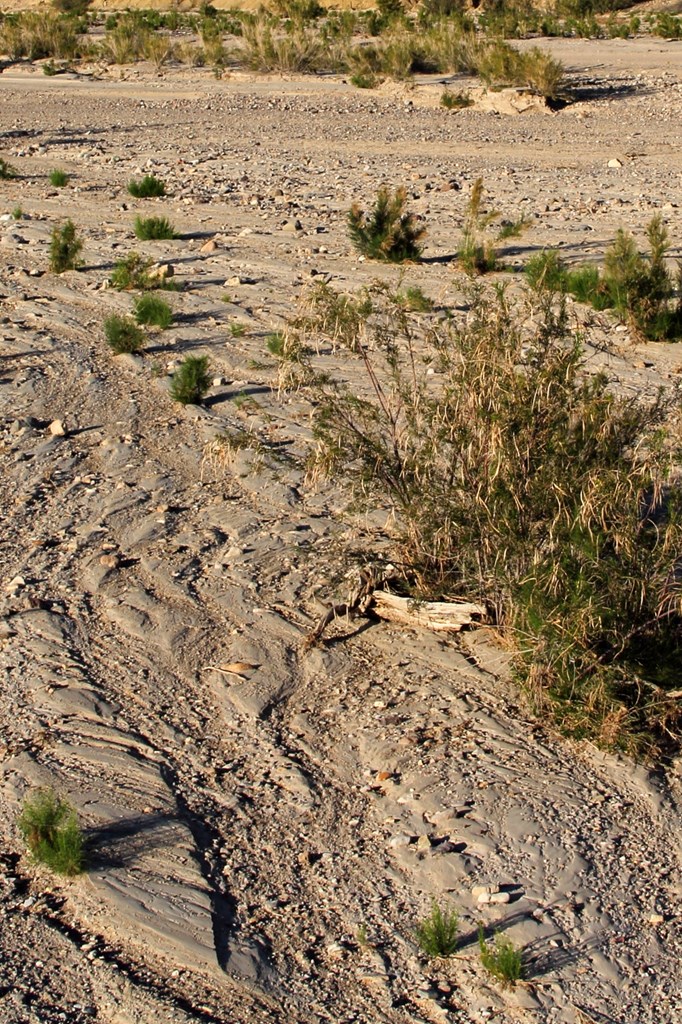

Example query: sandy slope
[1,37,682,1024]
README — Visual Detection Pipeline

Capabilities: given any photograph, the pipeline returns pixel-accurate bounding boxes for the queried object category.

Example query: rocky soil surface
[1,35,682,1024]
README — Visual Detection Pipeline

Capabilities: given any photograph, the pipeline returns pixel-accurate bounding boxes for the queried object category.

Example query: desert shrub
[348,185,425,263]
[240,16,325,72]
[516,46,565,100]
[19,788,84,876]
[478,926,524,986]
[134,293,173,329]
[296,279,373,350]
[0,12,82,61]
[497,215,530,240]
[128,174,166,199]
[49,219,82,272]
[0,157,17,180]
[306,285,682,755]
[271,0,324,23]
[548,218,682,341]
[51,0,91,13]
[143,30,174,69]
[396,285,433,312]
[471,38,565,99]
[176,41,206,66]
[565,263,610,308]
[524,249,567,293]
[102,20,148,63]
[458,176,500,275]
[133,215,177,241]
[49,168,69,187]
[170,355,211,405]
[416,902,459,958]
[350,71,379,89]
[440,88,472,109]
[653,13,682,39]
[110,252,155,290]
[104,313,144,354]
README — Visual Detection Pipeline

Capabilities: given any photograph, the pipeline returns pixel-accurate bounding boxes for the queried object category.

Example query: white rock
[49,419,66,436]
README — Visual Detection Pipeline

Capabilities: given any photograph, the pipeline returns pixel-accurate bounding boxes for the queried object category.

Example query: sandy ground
[1,34,682,1024]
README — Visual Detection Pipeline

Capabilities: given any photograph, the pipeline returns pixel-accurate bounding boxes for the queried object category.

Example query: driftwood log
[370,591,487,631]
[305,578,487,646]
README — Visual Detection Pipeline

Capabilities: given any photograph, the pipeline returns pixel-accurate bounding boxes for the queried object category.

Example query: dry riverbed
[1,35,682,1024]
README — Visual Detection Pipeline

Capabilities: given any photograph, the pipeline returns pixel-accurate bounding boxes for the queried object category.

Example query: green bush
[416,901,459,958]
[478,926,524,986]
[170,355,211,405]
[49,168,69,187]
[533,218,682,341]
[104,313,144,353]
[348,185,425,263]
[0,157,18,180]
[133,292,173,329]
[134,215,177,241]
[49,219,82,272]
[128,173,166,198]
[19,788,84,876]
[525,250,568,293]
[306,284,682,755]
[440,88,472,109]
[110,252,154,290]
[109,252,176,291]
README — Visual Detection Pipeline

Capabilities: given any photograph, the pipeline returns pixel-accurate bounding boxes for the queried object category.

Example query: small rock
[200,238,217,253]
[149,262,174,282]
[416,834,432,851]
[607,158,623,168]
[472,884,499,898]
[388,833,413,849]
[649,913,665,926]
[478,891,511,905]
[49,419,66,437]
[99,553,120,569]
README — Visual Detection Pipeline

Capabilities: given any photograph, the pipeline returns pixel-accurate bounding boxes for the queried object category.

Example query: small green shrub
[128,174,166,199]
[49,168,69,187]
[653,12,682,39]
[350,71,379,89]
[440,88,472,109]
[110,252,155,290]
[0,158,18,180]
[133,292,173,329]
[416,901,459,958]
[497,216,530,240]
[49,219,82,272]
[266,331,286,357]
[170,355,211,405]
[542,217,682,341]
[229,321,247,337]
[11,205,23,221]
[110,253,177,292]
[104,313,145,353]
[348,185,425,263]
[396,285,433,312]
[134,215,177,241]
[525,250,567,293]
[19,788,84,876]
[478,925,524,986]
